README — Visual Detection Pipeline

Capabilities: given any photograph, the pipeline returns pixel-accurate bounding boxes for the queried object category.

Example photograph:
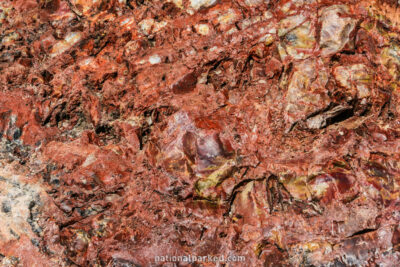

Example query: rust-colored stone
[1,0,400,266]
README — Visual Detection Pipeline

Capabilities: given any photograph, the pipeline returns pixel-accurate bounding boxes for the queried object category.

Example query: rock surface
[0,0,400,266]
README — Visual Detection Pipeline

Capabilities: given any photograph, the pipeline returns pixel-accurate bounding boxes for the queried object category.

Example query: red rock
[1,0,400,266]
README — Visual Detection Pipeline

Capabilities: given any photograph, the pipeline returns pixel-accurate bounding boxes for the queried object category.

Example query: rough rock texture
[0,0,400,266]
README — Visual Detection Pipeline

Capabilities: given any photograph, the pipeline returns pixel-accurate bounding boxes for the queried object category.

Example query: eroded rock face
[0,175,42,243]
[1,0,400,266]
[333,63,372,99]
[319,5,357,56]
[150,111,236,200]
[284,58,330,127]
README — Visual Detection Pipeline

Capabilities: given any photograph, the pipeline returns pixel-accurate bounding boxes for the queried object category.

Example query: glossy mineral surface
[0,0,400,266]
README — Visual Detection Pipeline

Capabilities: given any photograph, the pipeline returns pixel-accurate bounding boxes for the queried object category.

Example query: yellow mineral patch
[195,24,210,35]
[171,0,183,9]
[283,175,312,201]
[195,159,235,192]
[218,9,238,26]
[278,14,306,37]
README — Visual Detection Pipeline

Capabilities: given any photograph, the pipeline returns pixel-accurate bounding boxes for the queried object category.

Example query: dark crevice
[41,70,54,83]
[348,228,377,238]
[27,200,42,236]
[126,0,135,9]
[225,174,269,217]
[137,126,150,150]
[66,0,83,18]
[286,120,299,133]
[137,106,176,150]
[300,102,356,131]
[326,107,354,126]
[378,98,391,118]
[266,174,293,214]
[95,124,112,135]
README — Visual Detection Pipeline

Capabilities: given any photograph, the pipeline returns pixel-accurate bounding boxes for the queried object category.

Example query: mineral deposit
[0,0,400,266]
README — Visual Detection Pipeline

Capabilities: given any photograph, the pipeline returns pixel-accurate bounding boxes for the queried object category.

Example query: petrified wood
[0,0,400,266]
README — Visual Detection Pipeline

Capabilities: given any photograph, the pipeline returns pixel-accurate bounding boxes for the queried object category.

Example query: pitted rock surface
[0,0,400,266]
